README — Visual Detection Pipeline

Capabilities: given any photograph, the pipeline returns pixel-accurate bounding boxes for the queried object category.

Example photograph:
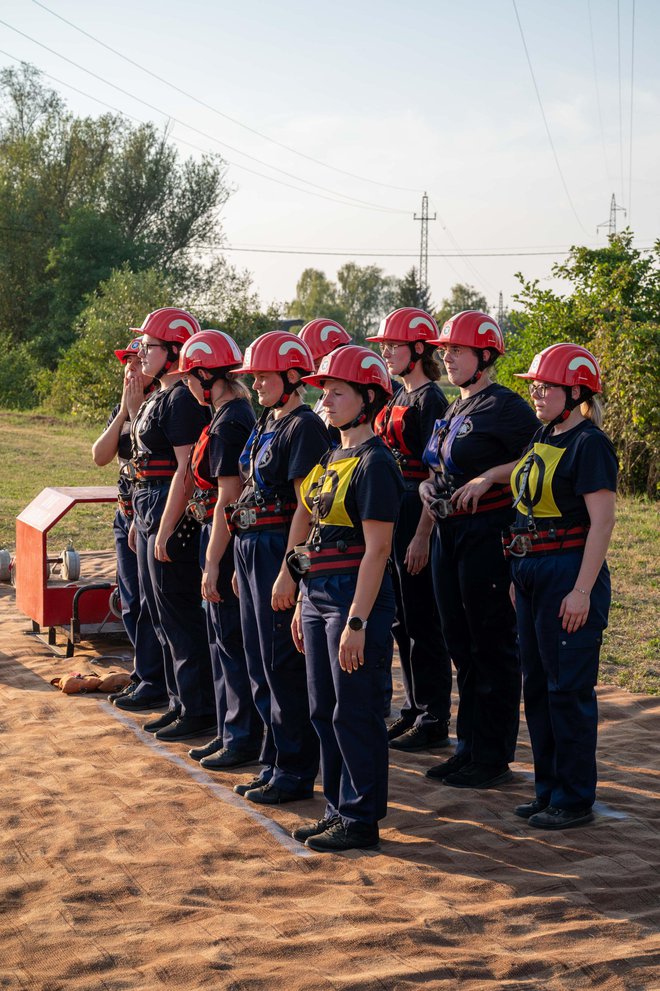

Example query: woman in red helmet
[366,307,452,754]
[179,330,263,769]
[289,345,404,852]
[121,307,216,742]
[92,337,159,702]
[420,311,538,788]
[299,318,352,446]
[229,331,331,805]
[504,343,617,829]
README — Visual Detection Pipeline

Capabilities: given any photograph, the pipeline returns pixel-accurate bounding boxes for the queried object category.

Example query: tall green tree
[0,64,229,361]
[434,283,489,327]
[286,268,345,326]
[394,267,432,311]
[335,262,397,342]
[500,232,660,495]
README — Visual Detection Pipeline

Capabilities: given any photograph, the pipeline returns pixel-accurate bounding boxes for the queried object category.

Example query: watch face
[348,617,364,631]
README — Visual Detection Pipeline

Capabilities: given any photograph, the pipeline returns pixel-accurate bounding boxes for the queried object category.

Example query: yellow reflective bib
[510,443,565,519]
[300,456,360,529]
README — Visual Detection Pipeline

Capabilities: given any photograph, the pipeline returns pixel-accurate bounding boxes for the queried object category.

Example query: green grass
[1,411,658,694]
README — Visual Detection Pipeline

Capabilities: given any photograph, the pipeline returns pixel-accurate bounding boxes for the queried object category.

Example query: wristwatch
[347,616,368,632]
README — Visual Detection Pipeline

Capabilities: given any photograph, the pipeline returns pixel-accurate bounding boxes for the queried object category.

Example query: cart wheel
[109,586,122,619]
[61,545,81,582]
[9,556,17,587]
[0,549,11,583]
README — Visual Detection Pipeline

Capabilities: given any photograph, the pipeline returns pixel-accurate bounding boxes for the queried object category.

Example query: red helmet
[133,307,201,345]
[515,343,602,393]
[299,318,351,360]
[365,307,439,343]
[179,330,243,373]
[428,310,505,355]
[114,338,142,363]
[303,345,393,394]
[234,331,314,375]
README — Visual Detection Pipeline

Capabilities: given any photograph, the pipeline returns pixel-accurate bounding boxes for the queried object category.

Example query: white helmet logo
[568,356,597,375]
[361,354,386,375]
[186,341,213,356]
[320,324,339,342]
[170,318,196,338]
[319,355,331,373]
[441,321,452,338]
[280,340,309,359]
[204,330,243,360]
[477,321,503,347]
[529,353,542,373]
[409,315,436,334]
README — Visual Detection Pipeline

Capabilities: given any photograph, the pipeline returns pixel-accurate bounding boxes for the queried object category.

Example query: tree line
[0,65,657,495]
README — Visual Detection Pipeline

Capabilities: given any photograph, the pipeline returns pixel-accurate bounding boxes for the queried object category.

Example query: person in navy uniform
[289,345,404,852]
[420,310,538,788]
[366,307,453,753]
[92,337,158,700]
[299,317,352,447]
[179,329,263,769]
[123,307,215,741]
[504,344,617,829]
[229,331,331,805]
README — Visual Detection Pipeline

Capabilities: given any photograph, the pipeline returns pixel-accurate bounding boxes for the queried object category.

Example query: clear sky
[1,0,658,315]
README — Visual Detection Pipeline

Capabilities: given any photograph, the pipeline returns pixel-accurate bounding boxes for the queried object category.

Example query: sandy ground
[0,554,659,991]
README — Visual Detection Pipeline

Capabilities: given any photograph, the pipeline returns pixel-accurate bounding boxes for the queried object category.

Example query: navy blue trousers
[392,490,452,727]
[113,508,139,649]
[432,512,521,764]
[511,551,610,810]
[200,524,262,749]
[302,572,394,825]
[234,529,319,792]
[133,485,214,719]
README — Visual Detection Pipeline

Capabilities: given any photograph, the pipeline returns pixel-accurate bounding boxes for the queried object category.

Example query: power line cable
[0,18,409,215]
[617,0,624,206]
[511,0,589,234]
[30,0,422,196]
[587,0,612,186]
[0,45,411,217]
[628,0,635,223]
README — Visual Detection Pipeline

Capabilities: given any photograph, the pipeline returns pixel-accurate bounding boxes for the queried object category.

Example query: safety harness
[502,427,589,558]
[224,410,296,534]
[286,451,365,580]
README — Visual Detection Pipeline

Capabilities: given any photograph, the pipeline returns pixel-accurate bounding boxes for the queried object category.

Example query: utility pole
[497,291,505,325]
[597,193,626,236]
[413,192,436,292]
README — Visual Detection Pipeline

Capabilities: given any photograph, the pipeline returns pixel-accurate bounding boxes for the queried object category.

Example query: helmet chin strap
[272,371,300,408]
[190,368,226,405]
[338,386,373,431]
[400,343,422,377]
[153,343,179,383]
[542,387,584,435]
[456,349,489,388]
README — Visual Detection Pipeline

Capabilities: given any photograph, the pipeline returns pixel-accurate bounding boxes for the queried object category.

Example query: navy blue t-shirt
[301,436,404,545]
[131,380,209,459]
[208,398,256,480]
[239,404,331,502]
[423,383,538,486]
[511,420,618,528]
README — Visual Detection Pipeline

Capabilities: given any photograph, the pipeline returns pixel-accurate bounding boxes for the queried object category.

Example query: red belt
[132,457,177,482]
[503,525,589,559]
[432,484,513,520]
[187,490,218,522]
[226,500,296,534]
[304,542,366,577]
[397,457,427,481]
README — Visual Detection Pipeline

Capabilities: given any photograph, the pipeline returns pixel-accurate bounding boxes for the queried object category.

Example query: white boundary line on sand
[102,702,315,857]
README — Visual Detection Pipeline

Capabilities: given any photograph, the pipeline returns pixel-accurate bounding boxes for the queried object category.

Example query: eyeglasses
[378,343,404,355]
[437,346,469,360]
[138,341,166,353]
[528,383,558,399]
